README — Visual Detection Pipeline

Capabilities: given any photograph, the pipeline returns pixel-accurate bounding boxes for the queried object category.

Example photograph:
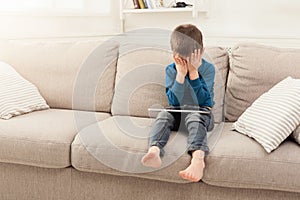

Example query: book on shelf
[146,0,157,9]
[132,0,159,9]
[137,0,146,9]
[132,0,140,9]
[143,0,150,9]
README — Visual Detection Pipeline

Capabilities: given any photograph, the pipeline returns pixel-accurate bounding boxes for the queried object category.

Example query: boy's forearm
[176,73,185,84]
[189,70,199,80]
[167,77,185,106]
[189,76,213,107]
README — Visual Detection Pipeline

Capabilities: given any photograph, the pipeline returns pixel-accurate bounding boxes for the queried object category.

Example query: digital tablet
[148,106,211,114]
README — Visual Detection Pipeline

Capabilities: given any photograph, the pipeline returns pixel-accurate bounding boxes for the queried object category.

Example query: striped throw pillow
[232,76,300,153]
[0,61,49,119]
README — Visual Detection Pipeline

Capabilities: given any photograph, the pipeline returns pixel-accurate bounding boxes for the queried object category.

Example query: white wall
[0,0,120,40]
[0,14,119,39]
[0,0,299,48]
[123,0,300,47]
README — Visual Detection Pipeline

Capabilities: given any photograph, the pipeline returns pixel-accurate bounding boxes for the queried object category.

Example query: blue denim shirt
[165,59,215,107]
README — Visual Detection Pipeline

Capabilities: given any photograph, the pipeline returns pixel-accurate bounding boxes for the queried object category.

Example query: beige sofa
[0,38,299,200]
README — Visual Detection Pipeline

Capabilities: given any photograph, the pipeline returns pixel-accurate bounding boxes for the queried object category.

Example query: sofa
[0,36,299,200]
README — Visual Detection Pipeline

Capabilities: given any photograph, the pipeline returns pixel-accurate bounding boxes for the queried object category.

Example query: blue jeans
[149,108,214,157]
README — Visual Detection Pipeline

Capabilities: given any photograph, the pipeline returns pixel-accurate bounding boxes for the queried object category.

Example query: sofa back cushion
[111,44,229,123]
[225,43,300,121]
[0,40,118,112]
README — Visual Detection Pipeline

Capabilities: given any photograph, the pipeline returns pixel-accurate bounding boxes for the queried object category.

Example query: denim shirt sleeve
[165,65,185,106]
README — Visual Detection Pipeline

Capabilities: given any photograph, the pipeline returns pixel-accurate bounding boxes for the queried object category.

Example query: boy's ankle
[149,146,160,152]
[191,150,205,160]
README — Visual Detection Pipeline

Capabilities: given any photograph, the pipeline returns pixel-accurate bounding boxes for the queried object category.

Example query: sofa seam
[206,155,300,165]
[0,135,71,145]
[203,178,300,192]
[0,158,69,168]
[72,143,189,158]
[72,165,189,184]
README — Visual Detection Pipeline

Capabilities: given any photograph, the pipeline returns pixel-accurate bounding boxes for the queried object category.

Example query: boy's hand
[174,55,188,84]
[187,48,205,80]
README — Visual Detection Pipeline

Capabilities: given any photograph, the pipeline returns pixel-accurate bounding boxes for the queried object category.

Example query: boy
[141,24,215,182]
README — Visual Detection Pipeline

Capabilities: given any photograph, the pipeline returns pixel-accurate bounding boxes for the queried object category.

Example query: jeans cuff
[187,146,210,156]
[149,142,165,157]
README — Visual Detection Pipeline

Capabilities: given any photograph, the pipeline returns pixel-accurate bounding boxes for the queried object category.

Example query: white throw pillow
[0,61,49,119]
[232,76,300,153]
[292,125,300,145]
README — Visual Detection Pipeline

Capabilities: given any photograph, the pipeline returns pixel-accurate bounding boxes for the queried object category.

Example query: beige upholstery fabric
[112,46,172,117]
[0,109,110,168]
[205,47,229,122]
[203,123,300,193]
[71,168,300,200]
[205,46,229,88]
[1,162,299,200]
[292,125,300,144]
[72,115,191,183]
[0,162,71,200]
[225,43,300,121]
[0,40,118,112]
[71,115,222,183]
[112,45,229,123]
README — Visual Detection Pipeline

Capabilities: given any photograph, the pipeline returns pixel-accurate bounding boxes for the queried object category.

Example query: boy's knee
[185,113,201,121]
[185,113,205,126]
[156,111,174,122]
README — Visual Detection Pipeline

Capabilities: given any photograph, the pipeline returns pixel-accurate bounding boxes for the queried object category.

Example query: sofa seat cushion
[71,116,222,183]
[203,123,300,193]
[0,109,110,168]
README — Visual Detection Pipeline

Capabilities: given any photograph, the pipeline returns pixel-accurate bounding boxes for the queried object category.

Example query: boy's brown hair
[170,24,203,58]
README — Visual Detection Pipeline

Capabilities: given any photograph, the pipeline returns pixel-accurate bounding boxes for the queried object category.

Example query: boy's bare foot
[141,146,162,168]
[179,150,205,182]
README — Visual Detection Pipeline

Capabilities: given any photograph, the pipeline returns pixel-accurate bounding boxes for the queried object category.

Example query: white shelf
[120,0,209,32]
[123,7,193,14]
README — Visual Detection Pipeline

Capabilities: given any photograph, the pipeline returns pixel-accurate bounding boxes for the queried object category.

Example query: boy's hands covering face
[187,48,205,80]
[174,55,188,84]
[173,48,205,82]
[187,48,205,73]
[174,55,188,76]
